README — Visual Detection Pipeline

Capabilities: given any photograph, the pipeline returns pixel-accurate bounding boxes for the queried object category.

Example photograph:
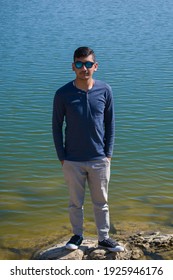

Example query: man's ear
[72,63,75,71]
[94,62,98,71]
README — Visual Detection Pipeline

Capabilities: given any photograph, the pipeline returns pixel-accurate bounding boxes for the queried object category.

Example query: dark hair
[73,46,96,62]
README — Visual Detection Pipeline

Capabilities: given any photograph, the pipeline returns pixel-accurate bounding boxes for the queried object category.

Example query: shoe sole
[66,243,79,250]
[99,245,124,252]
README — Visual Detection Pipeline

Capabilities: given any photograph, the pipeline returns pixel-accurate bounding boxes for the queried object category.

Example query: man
[52,47,124,252]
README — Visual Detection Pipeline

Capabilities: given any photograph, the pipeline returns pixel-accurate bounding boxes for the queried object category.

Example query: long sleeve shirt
[52,80,115,161]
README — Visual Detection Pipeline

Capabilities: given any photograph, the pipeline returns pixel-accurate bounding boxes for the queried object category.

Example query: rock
[33,232,173,260]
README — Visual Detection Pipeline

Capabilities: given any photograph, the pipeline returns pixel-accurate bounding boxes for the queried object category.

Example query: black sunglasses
[74,61,95,69]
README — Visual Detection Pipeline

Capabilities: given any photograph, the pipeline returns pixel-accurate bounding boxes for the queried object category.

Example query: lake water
[0,0,173,259]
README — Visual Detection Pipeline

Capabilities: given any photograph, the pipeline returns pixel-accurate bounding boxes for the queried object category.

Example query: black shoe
[98,238,124,252]
[66,235,83,250]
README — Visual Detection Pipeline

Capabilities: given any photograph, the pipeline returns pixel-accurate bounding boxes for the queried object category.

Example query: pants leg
[63,160,86,236]
[87,158,111,241]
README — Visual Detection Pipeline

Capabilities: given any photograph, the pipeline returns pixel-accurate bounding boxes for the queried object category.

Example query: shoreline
[34,231,173,260]
[1,222,173,260]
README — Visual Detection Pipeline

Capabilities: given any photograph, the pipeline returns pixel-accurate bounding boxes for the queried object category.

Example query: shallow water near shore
[0,0,173,259]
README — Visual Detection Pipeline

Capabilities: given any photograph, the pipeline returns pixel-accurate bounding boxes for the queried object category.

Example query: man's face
[72,54,98,80]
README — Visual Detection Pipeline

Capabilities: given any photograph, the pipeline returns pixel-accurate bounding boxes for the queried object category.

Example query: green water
[0,0,173,259]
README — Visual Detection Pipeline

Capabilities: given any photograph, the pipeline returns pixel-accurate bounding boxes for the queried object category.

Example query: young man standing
[52,47,124,252]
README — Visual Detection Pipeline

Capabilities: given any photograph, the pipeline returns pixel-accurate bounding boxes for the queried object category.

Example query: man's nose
[81,64,87,70]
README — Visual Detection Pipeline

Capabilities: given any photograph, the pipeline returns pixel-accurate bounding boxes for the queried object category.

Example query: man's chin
[79,73,90,79]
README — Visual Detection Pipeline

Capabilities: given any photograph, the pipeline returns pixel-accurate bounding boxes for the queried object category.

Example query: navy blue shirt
[52,80,115,161]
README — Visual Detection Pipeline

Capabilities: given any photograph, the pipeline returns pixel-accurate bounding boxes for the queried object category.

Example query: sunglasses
[74,61,95,69]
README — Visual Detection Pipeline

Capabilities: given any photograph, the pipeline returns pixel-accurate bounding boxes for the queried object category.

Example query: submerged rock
[33,232,173,260]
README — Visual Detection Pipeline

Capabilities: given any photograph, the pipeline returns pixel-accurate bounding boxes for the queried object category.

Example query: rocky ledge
[34,231,173,260]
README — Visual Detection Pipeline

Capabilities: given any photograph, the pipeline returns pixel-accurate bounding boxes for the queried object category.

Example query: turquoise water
[0,0,173,259]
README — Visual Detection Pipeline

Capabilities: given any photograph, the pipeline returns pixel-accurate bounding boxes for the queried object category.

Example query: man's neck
[74,78,95,92]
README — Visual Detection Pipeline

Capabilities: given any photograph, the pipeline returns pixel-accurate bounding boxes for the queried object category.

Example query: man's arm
[52,92,66,161]
[104,87,115,158]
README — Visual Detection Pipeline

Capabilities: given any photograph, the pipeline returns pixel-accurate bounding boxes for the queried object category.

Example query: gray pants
[62,158,111,241]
